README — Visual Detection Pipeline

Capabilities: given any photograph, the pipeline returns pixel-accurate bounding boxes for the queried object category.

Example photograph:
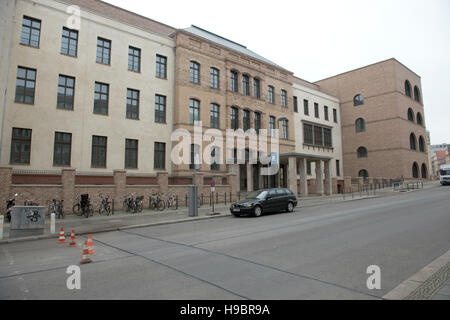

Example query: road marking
[383,250,450,300]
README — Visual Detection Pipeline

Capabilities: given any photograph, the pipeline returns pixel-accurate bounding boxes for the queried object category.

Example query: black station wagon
[230,188,298,217]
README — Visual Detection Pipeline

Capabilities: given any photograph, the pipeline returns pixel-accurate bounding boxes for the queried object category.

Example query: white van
[439,164,450,185]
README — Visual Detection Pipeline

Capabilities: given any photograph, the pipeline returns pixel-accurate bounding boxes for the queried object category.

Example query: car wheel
[253,205,262,217]
[287,202,294,213]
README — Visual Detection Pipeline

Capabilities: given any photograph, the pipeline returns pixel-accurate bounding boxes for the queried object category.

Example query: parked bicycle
[98,194,112,216]
[48,199,64,219]
[150,193,165,211]
[123,194,144,213]
[166,193,178,210]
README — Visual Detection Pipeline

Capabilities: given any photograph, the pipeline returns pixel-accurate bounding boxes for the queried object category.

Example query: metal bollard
[50,213,56,234]
[225,192,227,205]
[0,215,3,240]
[112,199,115,215]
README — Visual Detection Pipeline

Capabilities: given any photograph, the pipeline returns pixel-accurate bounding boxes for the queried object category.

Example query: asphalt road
[1,185,449,299]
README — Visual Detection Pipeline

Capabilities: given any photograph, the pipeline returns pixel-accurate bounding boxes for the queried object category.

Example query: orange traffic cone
[58,227,66,243]
[69,229,77,247]
[80,240,92,264]
[87,234,95,254]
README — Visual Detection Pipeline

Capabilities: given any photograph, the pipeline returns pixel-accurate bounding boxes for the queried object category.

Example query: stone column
[258,166,264,190]
[0,167,12,212]
[246,164,253,192]
[315,160,324,195]
[298,158,308,197]
[288,157,297,195]
[230,164,240,192]
[157,171,169,195]
[61,169,75,214]
[114,170,126,210]
[324,160,332,195]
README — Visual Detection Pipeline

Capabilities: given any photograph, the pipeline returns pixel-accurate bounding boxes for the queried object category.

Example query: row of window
[404,81,421,103]
[355,110,424,134]
[20,15,168,77]
[359,162,427,179]
[188,99,289,139]
[15,66,168,122]
[189,61,288,107]
[303,123,333,148]
[353,81,422,108]
[10,127,167,169]
[357,133,426,159]
[301,99,338,123]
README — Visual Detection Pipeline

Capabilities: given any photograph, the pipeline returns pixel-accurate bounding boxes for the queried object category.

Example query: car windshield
[246,190,268,200]
[440,169,450,176]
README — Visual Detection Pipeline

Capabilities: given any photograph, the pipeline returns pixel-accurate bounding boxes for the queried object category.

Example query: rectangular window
[231,107,239,130]
[324,106,329,121]
[57,75,75,110]
[190,144,200,170]
[324,128,332,147]
[91,135,107,168]
[20,16,41,47]
[303,123,333,148]
[154,142,166,169]
[53,132,72,166]
[156,54,167,79]
[155,94,166,123]
[281,90,287,107]
[61,27,78,57]
[10,128,31,164]
[126,88,139,119]
[15,67,36,104]
[314,103,319,118]
[210,68,219,89]
[336,160,341,177]
[128,46,141,72]
[94,82,109,115]
[190,61,200,83]
[269,116,276,137]
[303,123,313,145]
[243,75,250,96]
[282,120,288,140]
[96,37,111,65]
[253,78,261,98]
[230,71,238,92]
[293,96,298,113]
[125,139,138,169]
[210,103,220,129]
[189,99,200,124]
[333,108,338,123]
[304,99,309,115]
[254,112,261,134]
[243,110,250,131]
[268,86,275,104]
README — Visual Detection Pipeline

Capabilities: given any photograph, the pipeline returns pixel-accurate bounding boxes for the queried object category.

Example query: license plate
[232,208,240,212]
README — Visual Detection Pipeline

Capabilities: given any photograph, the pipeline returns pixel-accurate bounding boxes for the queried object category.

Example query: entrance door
[239,164,247,191]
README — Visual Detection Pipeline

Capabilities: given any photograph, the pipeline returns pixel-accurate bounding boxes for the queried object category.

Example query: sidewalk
[0,181,441,244]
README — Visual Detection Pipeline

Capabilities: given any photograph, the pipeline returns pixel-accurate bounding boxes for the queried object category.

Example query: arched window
[417,112,423,125]
[359,169,369,178]
[357,146,368,158]
[412,162,419,178]
[419,136,425,152]
[410,133,417,150]
[407,108,415,122]
[190,61,200,84]
[414,86,421,103]
[405,80,412,97]
[355,118,366,133]
[354,94,364,106]
[421,163,427,179]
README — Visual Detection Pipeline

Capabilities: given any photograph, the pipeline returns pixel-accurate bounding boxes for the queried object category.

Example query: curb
[0,212,231,244]
[383,250,450,300]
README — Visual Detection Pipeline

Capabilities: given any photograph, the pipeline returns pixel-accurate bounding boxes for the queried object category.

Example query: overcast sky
[104,0,450,145]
